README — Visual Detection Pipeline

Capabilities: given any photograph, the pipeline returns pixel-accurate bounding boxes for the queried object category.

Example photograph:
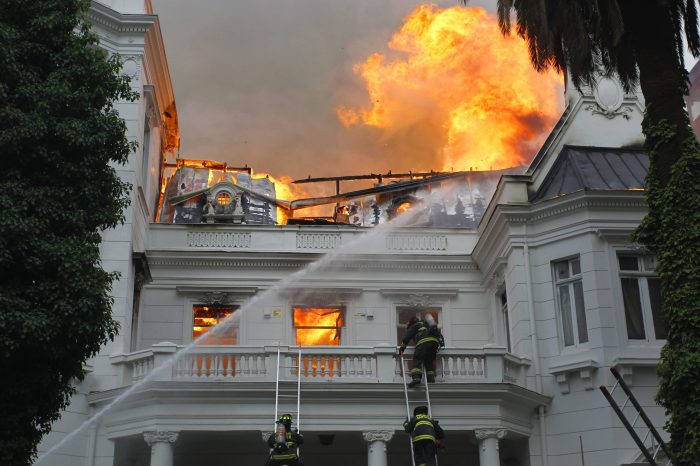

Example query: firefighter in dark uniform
[399,315,444,387]
[266,414,304,466]
[404,405,444,466]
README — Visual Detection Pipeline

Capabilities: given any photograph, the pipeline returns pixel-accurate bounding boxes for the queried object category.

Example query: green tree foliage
[0,0,135,463]
[465,0,700,462]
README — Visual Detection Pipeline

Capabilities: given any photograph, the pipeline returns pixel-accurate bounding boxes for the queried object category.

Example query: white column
[362,430,394,466]
[143,431,178,466]
[474,428,506,466]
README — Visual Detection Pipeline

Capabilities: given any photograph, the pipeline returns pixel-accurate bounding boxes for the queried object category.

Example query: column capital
[143,431,179,446]
[362,430,394,443]
[261,431,273,443]
[474,428,507,441]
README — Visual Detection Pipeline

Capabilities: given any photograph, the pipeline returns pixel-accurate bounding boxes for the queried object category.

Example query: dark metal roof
[530,146,648,203]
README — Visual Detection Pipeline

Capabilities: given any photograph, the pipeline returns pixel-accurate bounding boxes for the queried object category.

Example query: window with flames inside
[293,307,344,377]
[192,304,239,346]
[190,305,239,377]
[293,307,344,346]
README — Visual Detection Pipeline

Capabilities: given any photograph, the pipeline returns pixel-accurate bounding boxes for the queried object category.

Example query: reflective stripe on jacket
[403,414,444,444]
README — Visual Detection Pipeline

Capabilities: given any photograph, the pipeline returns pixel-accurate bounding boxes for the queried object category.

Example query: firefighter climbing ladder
[599,367,672,466]
[272,345,303,460]
[400,355,438,466]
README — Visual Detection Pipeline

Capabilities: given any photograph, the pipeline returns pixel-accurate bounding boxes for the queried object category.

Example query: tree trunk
[620,0,690,189]
[619,2,700,465]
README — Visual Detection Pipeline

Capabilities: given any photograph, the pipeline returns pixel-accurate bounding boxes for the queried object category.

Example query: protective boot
[408,377,422,388]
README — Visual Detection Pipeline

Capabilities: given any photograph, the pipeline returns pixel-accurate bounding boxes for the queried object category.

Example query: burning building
[157,163,517,229]
[38,2,671,466]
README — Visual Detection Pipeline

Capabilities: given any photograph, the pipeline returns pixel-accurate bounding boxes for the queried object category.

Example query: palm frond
[684,0,700,55]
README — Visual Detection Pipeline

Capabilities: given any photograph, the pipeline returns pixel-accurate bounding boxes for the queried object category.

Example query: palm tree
[463,1,700,463]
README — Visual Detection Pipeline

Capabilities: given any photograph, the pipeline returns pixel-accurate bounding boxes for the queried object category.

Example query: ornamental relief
[584,76,635,120]
[398,294,434,307]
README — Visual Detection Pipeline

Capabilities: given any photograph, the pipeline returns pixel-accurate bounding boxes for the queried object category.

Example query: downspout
[523,235,549,466]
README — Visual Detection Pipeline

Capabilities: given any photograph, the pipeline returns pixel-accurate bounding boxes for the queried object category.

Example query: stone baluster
[143,431,179,466]
[474,428,506,466]
[362,430,394,466]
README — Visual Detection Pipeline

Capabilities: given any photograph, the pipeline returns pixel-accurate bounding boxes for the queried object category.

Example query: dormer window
[216,191,232,206]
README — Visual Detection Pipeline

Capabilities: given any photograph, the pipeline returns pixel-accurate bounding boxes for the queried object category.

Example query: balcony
[146,224,478,256]
[112,344,531,388]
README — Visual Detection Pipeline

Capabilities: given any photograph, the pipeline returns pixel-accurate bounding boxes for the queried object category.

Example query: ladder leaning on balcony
[599,367,672,466]
[400,355,438,466]
[271,345,303,460]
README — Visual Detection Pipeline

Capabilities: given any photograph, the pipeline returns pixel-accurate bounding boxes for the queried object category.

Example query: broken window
[293,307,344,346]
[396,307,440,345]
[192,305,238,345]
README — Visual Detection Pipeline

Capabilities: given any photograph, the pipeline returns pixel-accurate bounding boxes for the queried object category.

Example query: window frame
[616,253,666,342]
[292,306,346,346]
[552,256,589,349]
[496,288,511,352]
[191,304,240,345]
[395,307,442,346]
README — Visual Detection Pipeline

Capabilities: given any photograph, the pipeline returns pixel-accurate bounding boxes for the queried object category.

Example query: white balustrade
[116,345,528,386]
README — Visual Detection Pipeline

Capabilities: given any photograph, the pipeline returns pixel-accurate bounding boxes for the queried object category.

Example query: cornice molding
[474,190,647,272]
[175,286,258,297]
[87,2,155,34]
[147,257,474,271]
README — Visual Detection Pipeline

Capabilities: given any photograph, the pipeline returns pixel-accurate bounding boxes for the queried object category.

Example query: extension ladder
[400,354,438,466]
[271,345,303,461]
[599,367,672,466]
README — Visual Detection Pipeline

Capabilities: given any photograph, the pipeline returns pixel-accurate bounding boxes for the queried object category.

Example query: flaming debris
[336,5,562,171]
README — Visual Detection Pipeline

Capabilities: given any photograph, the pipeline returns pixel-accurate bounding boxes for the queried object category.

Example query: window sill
[612,351,661,386]
[549,355,599,394]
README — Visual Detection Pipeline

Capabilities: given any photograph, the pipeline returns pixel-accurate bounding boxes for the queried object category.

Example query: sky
[151,0,512,183]
[150,0,699,188]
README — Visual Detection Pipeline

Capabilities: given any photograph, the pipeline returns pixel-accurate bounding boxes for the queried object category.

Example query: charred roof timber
[293,171,450,184]
[158,159,517,227]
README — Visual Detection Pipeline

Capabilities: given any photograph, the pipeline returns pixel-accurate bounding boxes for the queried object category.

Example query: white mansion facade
[37,1,673,465]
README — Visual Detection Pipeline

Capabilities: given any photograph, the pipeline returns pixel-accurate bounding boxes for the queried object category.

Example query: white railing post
[483,346,507,383]
[375,345,397,383]
[265,345,284,382]
[151,342,178,382]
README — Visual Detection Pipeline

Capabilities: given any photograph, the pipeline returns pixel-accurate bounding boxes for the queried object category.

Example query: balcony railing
[111,344,530,388]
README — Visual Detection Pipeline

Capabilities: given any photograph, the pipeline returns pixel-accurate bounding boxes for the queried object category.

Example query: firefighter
[266,414,304,466]
[399,315,444,387]
[403,405,444,466]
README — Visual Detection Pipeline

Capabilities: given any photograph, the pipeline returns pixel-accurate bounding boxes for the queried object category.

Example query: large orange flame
[337,5,562,171]
[293,307,343,346]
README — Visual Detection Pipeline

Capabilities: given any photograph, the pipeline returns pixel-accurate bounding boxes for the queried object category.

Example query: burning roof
[157,159,519,228]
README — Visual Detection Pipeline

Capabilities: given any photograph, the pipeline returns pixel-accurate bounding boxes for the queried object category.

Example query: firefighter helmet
[279,414,293,428]
[414,405,429,416]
